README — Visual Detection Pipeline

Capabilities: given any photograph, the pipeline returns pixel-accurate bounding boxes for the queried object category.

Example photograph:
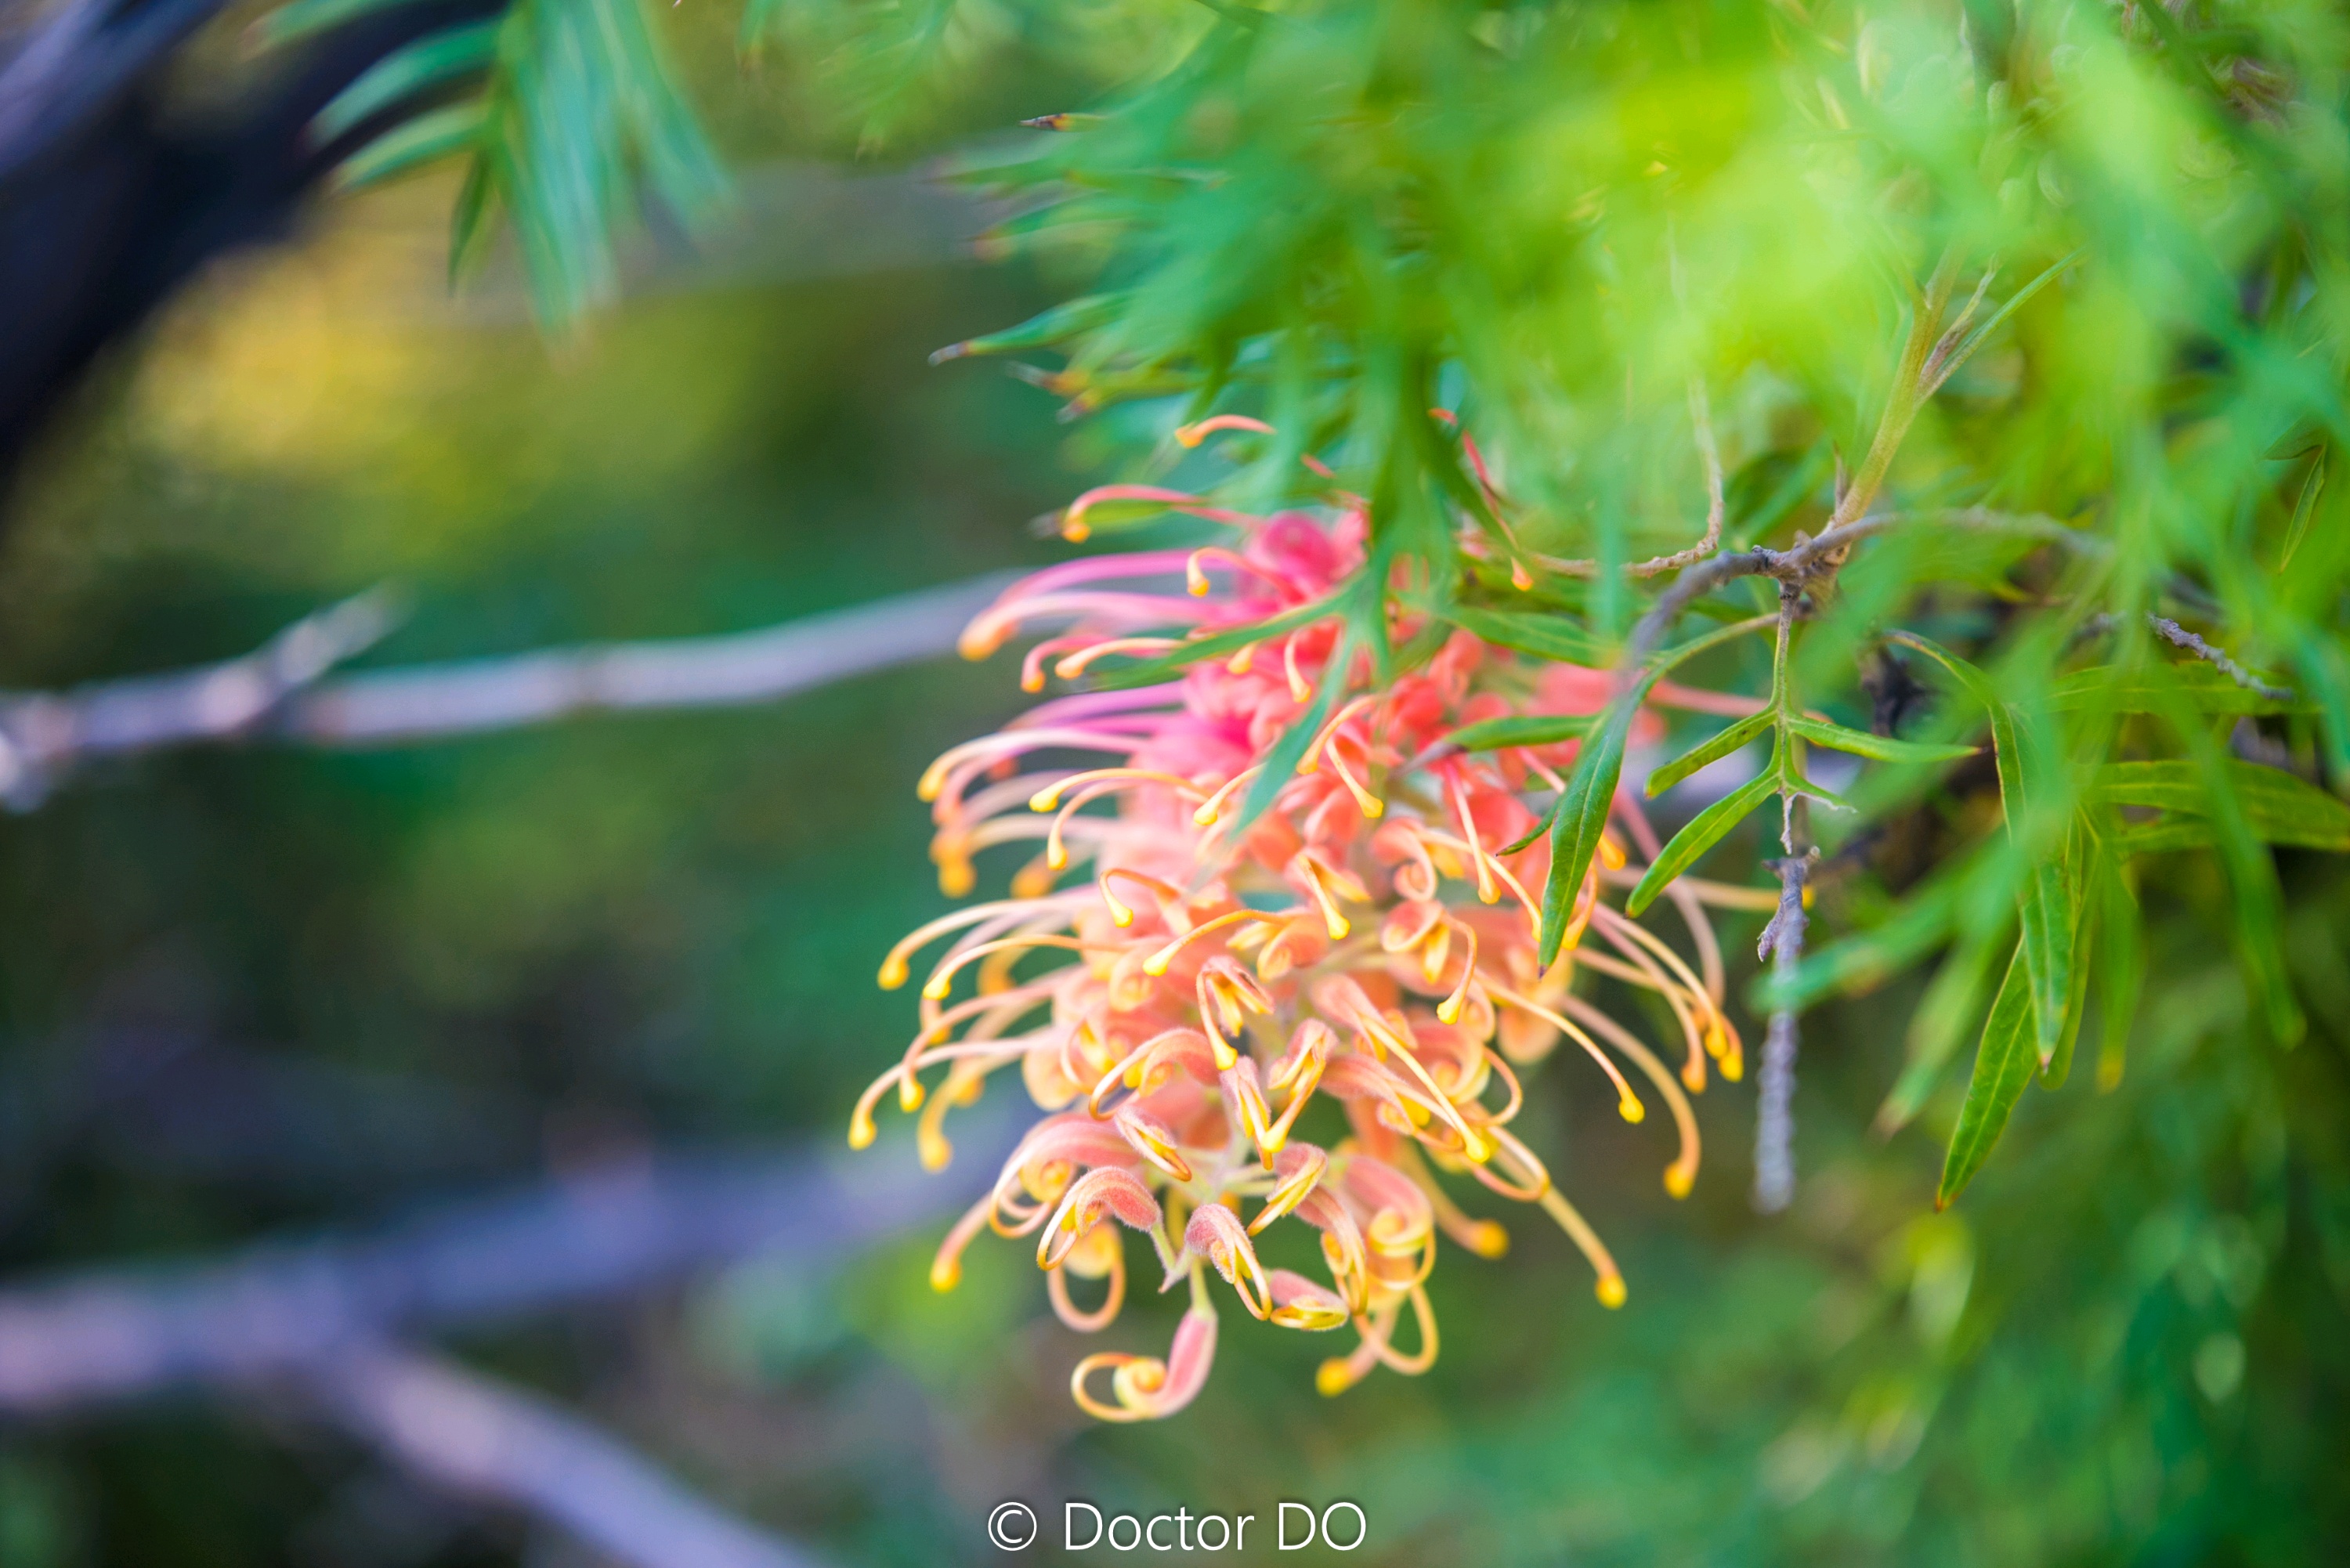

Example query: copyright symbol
[986,1501,1038,1551]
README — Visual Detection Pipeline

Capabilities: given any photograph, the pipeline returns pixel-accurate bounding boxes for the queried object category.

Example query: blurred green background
[2,9,2347,1565]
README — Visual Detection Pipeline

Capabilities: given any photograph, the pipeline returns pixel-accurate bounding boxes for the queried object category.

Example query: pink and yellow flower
[851,433,1751,1420]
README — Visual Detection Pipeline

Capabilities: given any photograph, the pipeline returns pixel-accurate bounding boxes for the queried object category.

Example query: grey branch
[2145,615,2294,703]
[0,1135,996,1413]
[316,1345,822,1568]
[0,1130,1010,1565]
[0,571,1022,808]
[0,587,405,807]
[1752,846,1819,1216]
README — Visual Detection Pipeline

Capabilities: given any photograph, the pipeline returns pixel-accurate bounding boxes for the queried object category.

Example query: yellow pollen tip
[1599,836,1627,872]
[1596,1275,1627,1309]
[899,1077,926,1113]
[1061,518,1091,543]
[1029,788,1064,812]
[1046,847,1069,871]
[848,1113,877,1150]
[877,960,909,990]
[1209,1039,1239,1071]
[1665,1165,1695,1199]
[1721,1053,1744,1083]
[1315,1360,1359,1397]
[1466,1221,1509,1258]
[1143,955,1172,977]
[1510,561,1534,591]
[1618,1097,1647,1125]
[1192,804,1218,826]
[920,977,953,1000]
[1436,998,1462,1024]
[1325,914,1350,940]
[1462,1129,1495,1162]
[930,1258,962,1292]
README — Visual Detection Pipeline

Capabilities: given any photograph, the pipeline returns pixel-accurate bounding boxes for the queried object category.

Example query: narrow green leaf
[1089,596,1340,690]
[313,21,499,145]
[1877,923,2010,1133]
[1441,605,1610,665]
[1643,708,1773,798]
[2095,860,2143,1090]
[1891,630,2072,1061]
[1783,714,1979,766]
[2094,760,2350,851]
[2280,456,2325,570]
[1445,713,1599,752]
[1538,699,1637,963]
[2110,819,2215,857]
[1923,251,2081,397]
[2038,885,2095,1090]
[1626,770,1778,916]
[2160,711,2305,1043]
[1937,944,2038,1209]
[1535,615,1776,962]
[931,293,1130,363]
[1227,634,1350,840]
[332,102,488,191]
[252,0,414,48]
[2048,663,2298,716]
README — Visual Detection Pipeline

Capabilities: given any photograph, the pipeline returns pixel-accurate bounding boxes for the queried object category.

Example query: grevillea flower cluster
[850,420,1759,1421]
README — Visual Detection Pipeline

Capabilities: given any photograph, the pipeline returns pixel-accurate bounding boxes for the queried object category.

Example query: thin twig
[0,573,1022,809]
[2144,615,2294,702]
[0,1129,1007,1413]
[1528,376,1728,580]
[315,1345,824,1568]
[1752,843,1819,1215]
[0,587,405,807]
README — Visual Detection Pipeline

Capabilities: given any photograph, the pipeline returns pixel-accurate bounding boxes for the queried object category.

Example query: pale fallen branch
[315,1343,822,1568]
[0,1133,998,1413]
[0,572,1021,807]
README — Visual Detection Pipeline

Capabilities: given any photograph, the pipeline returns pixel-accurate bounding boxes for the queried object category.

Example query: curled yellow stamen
[1282,638,1314,703]
[1538,1187,1625,1307]
[1486,983,1647,1124]
[921,934,1093,1001]
[1141,909,1280,977]
[1051,637,1184,680]
[1434,919,1480,1025]
[1563,994,1701,1198]
[1191,766,1262,826]
[1097,867,1187,930]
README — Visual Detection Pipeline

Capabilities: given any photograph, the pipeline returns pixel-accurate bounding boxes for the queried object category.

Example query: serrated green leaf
[1444,713,1599,751]
[1441,605,1610,665]
[313,21,500,146]
[1937,943,2037,1209]
[2093,760,2350,851]
[1626,770,1778,916]
[1783,714,1979,765]
[1645,709,1774,797]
